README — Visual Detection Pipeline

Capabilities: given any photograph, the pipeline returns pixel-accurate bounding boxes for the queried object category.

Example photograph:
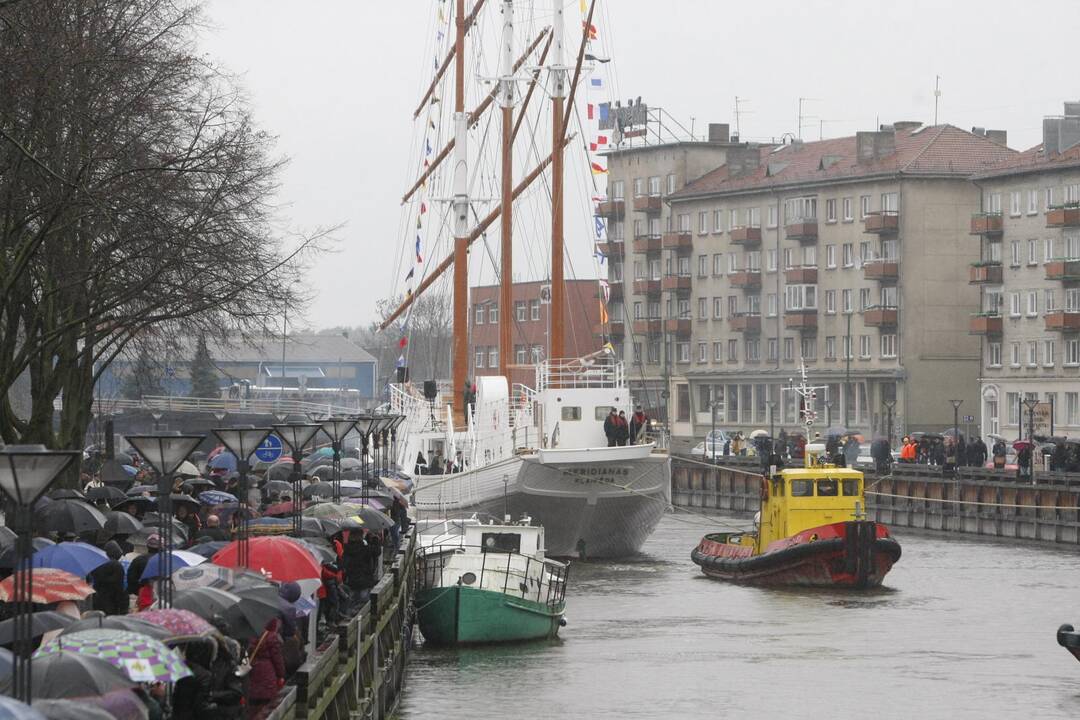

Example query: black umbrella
[130,525,185,548]
[340,457,362,470]
[180,477,217,491]
[287,537,335,564]
[103,511,144,536]
[262,479,292,497]
[126,485,157,496]
[300,516,335,538]
[186,540,229,558]
[60,614,174,641]
[33,699,115,720]
[111,496,153,514]
[29,651,135,699]
[49,488,86,501]
[265,465,292,483]
[223,588,282,640]
[311,466,334,481]
[349,506,394,531]
[302,482,334,499]
[154,494,200,514]
[35,500,107,533]
[0,527,16,549]
[113,451,133,465]
[86,486,127,504]
[0,611,77,645]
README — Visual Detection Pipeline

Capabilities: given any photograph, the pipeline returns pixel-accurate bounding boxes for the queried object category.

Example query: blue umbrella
[208,452,237,471]
[31,543,108,577]
[121,465,138,476]
[0,695,45,720]
[140,550,206,581]
[197,490,237,506]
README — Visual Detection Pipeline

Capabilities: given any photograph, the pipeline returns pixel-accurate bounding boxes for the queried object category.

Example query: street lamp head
[272,424,322,455]
[0,445,81,506]
[125,434,203,477]
[319,417,356,445]
[949,399,964,409]
[349,414,379,438]
[212,426,274,464]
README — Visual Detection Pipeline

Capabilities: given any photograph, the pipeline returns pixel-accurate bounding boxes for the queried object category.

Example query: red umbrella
[211,536,321,584]
[0,568,94,603]
[263,500,298,517]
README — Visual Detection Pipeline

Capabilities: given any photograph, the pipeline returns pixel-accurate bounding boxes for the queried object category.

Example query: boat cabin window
[816,479,838,496]
[842,479,860,496]
[481,533,521,554]
[790,479,814,497]
[561,406,582,421]
[594,406,612,421]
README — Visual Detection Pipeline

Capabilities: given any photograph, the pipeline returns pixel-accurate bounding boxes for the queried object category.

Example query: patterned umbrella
[133,608,215,639]
[0,569,94,603]
[197,490,236,506]
[211,536,321,583]
[37,629,191,682]
[171,564,236,591]
[246,517,292,536]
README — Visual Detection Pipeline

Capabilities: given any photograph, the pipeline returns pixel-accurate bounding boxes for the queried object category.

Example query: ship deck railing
[416,543,569,610]
[536,357,626,392]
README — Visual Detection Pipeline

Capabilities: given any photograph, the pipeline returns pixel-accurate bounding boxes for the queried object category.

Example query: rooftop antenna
[933,75,941,125]
[734,96,748,138]
[797,97,821,140]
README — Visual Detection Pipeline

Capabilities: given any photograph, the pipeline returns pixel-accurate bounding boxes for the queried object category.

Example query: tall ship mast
[380,0,671,558]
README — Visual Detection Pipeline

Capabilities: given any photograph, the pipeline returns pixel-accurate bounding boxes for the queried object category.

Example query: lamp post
[1022,397,1039,441]
[319,418,357,503]
[124,434,202,610]
[212,427,273,568]
[0,446,80,703]
[272,423,323,538]
[710,399,718,464]
[883,399,896,446]
[350,415,378,495]
[949,399,963,443]
[766,400,777,440]
[824,400,834,429]
[387,415,406,475]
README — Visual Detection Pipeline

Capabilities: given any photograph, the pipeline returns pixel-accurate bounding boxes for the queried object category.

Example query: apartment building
[970,103,1080,440]
[653,123,1016,443]
[596,125,737,420]
[469,279,600,389]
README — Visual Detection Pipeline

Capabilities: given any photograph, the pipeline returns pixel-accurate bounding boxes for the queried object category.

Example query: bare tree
[0,0,328,449]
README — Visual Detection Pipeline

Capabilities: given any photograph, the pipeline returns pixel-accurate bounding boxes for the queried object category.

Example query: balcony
[632,278,661,295]
[632,234,662,253]
[968,262,1002,285]
[633,194,662,214]
[662,230,693,250]
[969,313,1003,336]
[632,318,662,335]
[661,274,692,292]
[970,213,1003,236]
[730,225,762,245]
[729,313,761,333]
[784,310,818,332]
[593,321,625,337]
[596,240,624,258]
[1046,205,1080,228]
[785,219,819,243]
[864,306,899,328]
[665,318,691,336]
[784,266,818,284]
[596,198,625,219]
[1045,311,1080,332]
[608,281,623,301]
[729,270,762,290]
[1045,259,1080,282]
[863,259,900,282]
[863,210,899,234]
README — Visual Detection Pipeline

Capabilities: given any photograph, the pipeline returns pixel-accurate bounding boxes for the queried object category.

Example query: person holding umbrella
[89,541,128,616]
[126,534,160,609]
[245,618,285,720]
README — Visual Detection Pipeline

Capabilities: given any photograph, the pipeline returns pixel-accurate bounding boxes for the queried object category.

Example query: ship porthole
[460,572,477,585]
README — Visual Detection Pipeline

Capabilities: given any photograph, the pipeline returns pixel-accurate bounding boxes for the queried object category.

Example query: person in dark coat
[126,534,159,595]
[614,411,630,446]
[628,406,650,444]
[341,531,382,607]
[277,582,307,676]
[992,439,1008,469]
[245,618,285,719]
[414,451,427,476]
[967,436,988,467]
[173,640,216,720]
[90,540,128,616]
[603,409,617,447]
[870,438,891,474]
[1016,444,1033,482]
[195,514,229,542]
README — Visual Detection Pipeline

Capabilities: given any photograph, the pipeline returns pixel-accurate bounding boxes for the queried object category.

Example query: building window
[746,339,760,362]
[713,341,723,362]
[475,306,485,324]
[1028,239,1038,265]
[859,335,872,359]
[713,253,724,276]
[1010,191,1022,217]
[515,345,526,364]
[859,241,871,265]
[515,301,527,321]
[1068,392,1079,425]
[825,336,836,360]
[1028,189,1039,215]
[490,304,499,323]
[476,349,487,368]
[767,205,778,228]
[860,195,871,218]
[859,288,871,312]
[648,176,661,196]
[842,289,853,314]
[767,338,779,362]
[698,342,707,363]
[632,342,642,364]
[727,339,738,362]
[1046,187,1055,211]
[698,297,708,319]
[1044,339,1056,367]
[825,245,836,269]
[530,300,540,321]
[785,285,817,311]
[842,335,854,360]
[987,193,1002,213]
[1069,288,1080,312]
[1009,292,1021,317]
[728,296,738,317]
[1027,340,1038,367]
[1046,289,1056,313]
[842,197,853,221]
[647,341,660,364]
[695,255,706,277]
[783,337,794,362]
[728,253,739,273]
[1027,290,1038,317]
[729,209,738,230]
[1007,392,1019,425]
[666,174,676,195]
[713,209,724,233]
[1010,342,1021,367]
[842,243,854,268]
[803,245,817,266]
[633,178,644,197]
[801,338,816,360]
[1045,238,1055,263]
[881,334,897,359]
[767,293,778,317]
[1067,339,1080,366]
[1010,240,1021,266]
[825,290,836,314]
[825,199,837,223]
[713,297,723,319]
[489,348,498,368]
[748,207,761,227]
[987,341,1001,367]
[698,211,708,234]
[767,249,777,272]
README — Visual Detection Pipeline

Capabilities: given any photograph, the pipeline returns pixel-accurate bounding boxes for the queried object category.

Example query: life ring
[760,478,769,502]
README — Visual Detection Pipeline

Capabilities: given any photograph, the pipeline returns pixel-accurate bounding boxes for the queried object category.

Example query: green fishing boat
[415,520,569,645]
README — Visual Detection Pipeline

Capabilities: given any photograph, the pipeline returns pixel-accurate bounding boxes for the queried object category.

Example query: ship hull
[691,521,901,589]
[1057,624,1080,664]
[415,585,563,646]
[413,449,670,558]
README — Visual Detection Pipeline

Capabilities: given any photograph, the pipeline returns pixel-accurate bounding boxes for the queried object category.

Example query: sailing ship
[380,0,671,558]
[690,365,902,588]
[414,518,568,645]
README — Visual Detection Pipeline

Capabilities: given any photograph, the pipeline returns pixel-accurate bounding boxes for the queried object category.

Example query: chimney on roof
[726,145,761,178]
[708,123,730,143]
[893,121,922,131]
[1043,103,1080,156]
[986,129,1008,146]
[971,127,986,137]
[856,128,896,164]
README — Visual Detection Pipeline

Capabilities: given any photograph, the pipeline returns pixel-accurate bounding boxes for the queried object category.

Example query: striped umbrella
[36,629,191,683]
[0,569,94,604]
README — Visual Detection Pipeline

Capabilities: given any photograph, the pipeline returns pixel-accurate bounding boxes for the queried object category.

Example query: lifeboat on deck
[691,442,901,588]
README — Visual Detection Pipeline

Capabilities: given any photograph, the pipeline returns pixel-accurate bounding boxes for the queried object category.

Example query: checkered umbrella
[36,629,191,683]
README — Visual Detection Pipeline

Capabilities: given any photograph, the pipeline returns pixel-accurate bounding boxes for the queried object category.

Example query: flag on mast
[590,162,608,175]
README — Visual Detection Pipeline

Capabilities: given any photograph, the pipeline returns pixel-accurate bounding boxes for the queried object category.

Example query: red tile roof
[971,143,1080,180]
[671,125,1017,200]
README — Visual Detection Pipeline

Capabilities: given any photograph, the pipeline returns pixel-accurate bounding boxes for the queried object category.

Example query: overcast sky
[200,0,1080,331]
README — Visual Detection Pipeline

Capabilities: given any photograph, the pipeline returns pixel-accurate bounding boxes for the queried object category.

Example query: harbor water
[398,512,1080,719]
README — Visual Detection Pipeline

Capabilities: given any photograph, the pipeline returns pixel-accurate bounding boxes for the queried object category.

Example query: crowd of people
[603,406,651,447]
[0,442,412,720]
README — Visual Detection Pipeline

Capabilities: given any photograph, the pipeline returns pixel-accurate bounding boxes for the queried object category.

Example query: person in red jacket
[245,618,285,719]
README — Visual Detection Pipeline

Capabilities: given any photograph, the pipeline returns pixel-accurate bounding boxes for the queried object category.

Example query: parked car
[854,443,900,469]
[690,430,732,459]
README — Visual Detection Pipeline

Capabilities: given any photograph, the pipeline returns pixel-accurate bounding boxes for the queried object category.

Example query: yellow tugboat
[691,366,902,588]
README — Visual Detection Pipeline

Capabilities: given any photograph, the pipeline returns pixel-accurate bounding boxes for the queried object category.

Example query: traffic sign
[254,434,283,462]
[963,415,975,423]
